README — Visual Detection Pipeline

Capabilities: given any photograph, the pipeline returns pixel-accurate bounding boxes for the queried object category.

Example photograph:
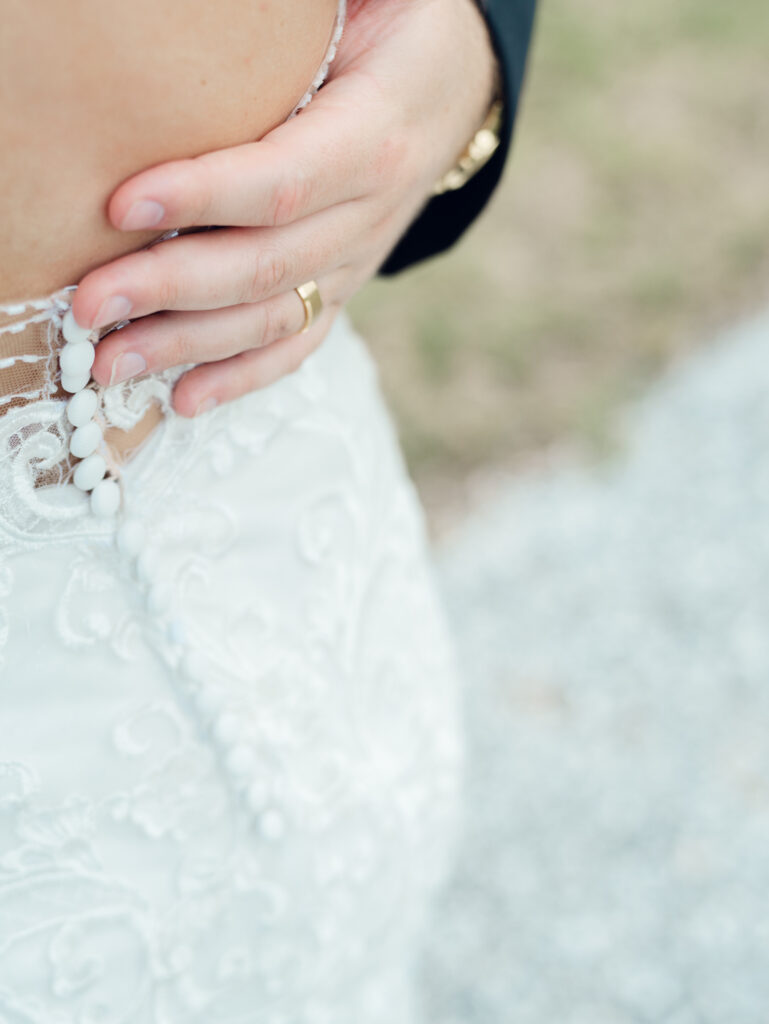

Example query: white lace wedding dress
[0,6,463,1020]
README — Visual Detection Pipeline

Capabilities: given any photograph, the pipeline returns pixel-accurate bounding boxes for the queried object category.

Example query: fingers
[74,200,365,329]
[171,307,339,418]
[106,73,380,234]
[90,271,343,388]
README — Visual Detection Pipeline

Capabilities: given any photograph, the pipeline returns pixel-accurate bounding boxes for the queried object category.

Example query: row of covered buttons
[62,305,286,835]
[114,516,286,841]
[60,308,121,517]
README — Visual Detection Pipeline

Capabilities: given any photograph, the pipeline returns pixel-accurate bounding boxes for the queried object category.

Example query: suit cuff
[380,0,533,276]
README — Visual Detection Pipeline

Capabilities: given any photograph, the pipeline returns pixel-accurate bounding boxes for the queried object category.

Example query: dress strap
[291,0,347,116]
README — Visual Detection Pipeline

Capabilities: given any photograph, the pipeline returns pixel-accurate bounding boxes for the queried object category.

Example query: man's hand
[73,0,498,417]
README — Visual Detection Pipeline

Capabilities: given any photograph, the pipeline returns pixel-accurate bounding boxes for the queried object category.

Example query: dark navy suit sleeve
[380,0,538,275]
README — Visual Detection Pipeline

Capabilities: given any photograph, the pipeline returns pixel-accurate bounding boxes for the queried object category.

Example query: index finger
[108,73,383,234]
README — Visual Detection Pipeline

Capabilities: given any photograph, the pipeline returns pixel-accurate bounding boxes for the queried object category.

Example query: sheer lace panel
[0,310,463,1024]
[0,292,170,494]
[0,295,68,413]
[0,0,347,518]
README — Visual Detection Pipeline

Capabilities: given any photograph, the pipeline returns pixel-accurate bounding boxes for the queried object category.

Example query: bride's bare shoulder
[0,0,339,301]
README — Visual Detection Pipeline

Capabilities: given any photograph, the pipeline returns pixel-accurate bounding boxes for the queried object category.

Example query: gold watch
[432,97,504,197]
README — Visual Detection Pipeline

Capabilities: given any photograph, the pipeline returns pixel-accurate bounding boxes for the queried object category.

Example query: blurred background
[353,1,769,1020]
[353,0,769,535]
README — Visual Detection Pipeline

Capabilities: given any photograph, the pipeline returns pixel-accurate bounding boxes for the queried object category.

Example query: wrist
[432,97,503,196]
[432,0,503,195]
[462,0,500,115]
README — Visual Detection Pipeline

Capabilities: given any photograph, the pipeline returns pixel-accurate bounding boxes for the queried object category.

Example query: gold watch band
[432,98,504,197]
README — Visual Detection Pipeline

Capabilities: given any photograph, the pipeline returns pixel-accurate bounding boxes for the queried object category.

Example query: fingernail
[110,352,147,386]
[94,295,132,329]
[119,200,165,231]
[195,397,218,417]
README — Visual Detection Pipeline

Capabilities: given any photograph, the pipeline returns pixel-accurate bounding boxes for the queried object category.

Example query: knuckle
[141,249,180,310]
[268,166,313,226]
[185,158,216,222]
[255,304,276,346]
[165,326,194,366]
[246,246,290,300]
[140,312,192,367]
[156,275,180,312]
[370,123,412,187]
[259,302,292,346]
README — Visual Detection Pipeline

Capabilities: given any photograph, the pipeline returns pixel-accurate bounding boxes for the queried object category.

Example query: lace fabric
[0,5,462,1017]
[0,314,463,1022]
[0,0,347,531]
[0,288,187,544]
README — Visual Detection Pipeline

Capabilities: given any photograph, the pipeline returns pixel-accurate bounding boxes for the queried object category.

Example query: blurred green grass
[350,0,769,531]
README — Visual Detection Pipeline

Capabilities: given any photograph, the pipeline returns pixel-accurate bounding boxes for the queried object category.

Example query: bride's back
[0,0,339,302]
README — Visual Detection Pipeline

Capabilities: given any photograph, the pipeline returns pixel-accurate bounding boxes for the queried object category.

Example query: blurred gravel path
[422,313,769,1023]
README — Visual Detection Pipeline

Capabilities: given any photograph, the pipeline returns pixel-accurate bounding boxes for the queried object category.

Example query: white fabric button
[196,684,225,716]
[179,649,208,683]
[135,548,156,583]
[62,308,92,346]
[66,388,98,427]
[260,809,286,841]
[73,453,107,491]
[166,618,188,647]
[247,779,268,814]
[214,713,241,745]
[226,745,255,776]
[90,478,120,517]
[70,421,102,458]
[147,582,173,615]
[116,518,145,558]
[60,341,95,377]
[61,372,91,394]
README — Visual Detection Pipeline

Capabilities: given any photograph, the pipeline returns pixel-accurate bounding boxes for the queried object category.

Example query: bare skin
[0,0,338,301]
[1,0,498,418]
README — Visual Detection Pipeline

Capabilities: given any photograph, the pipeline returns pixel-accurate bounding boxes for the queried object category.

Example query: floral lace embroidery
[0,10,463,1015]
[0,314,462,1022]
[0,290,195,549]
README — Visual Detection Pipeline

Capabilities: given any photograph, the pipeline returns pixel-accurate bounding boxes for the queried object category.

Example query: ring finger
[74,200,369,329]
[172,304,340,418]
[91,270,344,387]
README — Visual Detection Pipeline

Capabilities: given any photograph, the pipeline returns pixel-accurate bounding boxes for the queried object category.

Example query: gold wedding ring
[295,280,323,334]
